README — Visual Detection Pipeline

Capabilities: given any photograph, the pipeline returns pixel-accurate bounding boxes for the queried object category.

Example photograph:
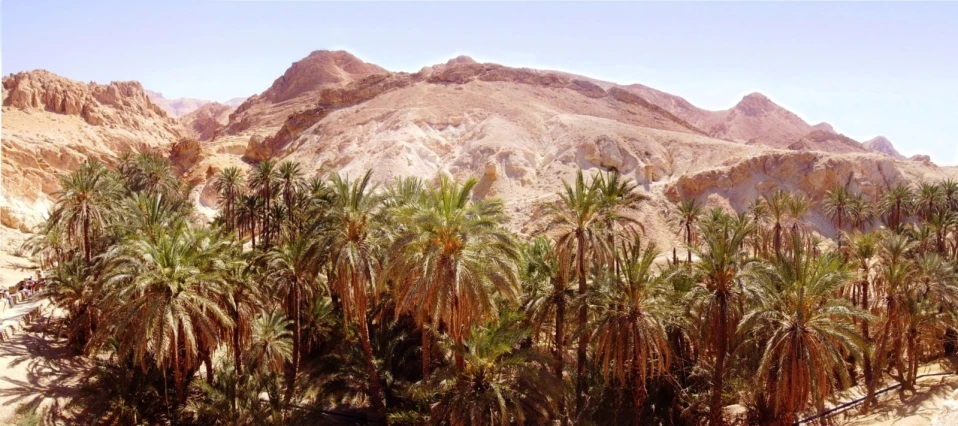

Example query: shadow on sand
[0,320,90,424]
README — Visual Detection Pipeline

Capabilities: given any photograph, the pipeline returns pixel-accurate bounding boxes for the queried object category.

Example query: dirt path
[0,306,88,425]
[833,364,958,426]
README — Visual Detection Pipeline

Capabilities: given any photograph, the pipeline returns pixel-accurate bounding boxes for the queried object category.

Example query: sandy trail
[0,300,87,425]
[823,362,958,426]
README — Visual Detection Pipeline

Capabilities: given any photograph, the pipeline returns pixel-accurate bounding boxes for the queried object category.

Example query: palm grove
[25,152,958,425]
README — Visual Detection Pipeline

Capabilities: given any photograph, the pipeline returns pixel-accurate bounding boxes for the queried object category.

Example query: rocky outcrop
[180,102,233,141]
[169,138,203,175]
[787,130,869,154]
[3,70,169,126]
[910,154,933,165]
[864,136,905,159]
[812,122,837,134]
[2,70,186,230]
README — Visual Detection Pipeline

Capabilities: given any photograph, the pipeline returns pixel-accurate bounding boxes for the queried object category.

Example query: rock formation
[180,102,233,141]
[2,70,186,229]
[863,136,906,159]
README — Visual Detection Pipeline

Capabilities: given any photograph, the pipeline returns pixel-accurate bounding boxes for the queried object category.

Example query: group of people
[2,270,44,309]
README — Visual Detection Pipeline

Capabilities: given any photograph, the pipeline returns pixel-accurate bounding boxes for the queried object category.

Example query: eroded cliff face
[664,150,955,237]
[180,102,233,141]
[1,70,186,230]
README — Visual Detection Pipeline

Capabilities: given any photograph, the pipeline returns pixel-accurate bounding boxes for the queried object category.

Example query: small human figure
[2,287,13,308]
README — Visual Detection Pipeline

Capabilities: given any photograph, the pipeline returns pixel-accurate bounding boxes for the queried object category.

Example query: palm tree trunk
[358,307,386,423]
[709,296,728,426]
[83,215,91,265]
[421,324,431,377]
[575,230,589,415]
[773,222,782,256]
[233,308,243,375]
[173,340,185,405]
[555,275,567,421]
[284,284,301,404]
[687,223,693,263]
[632,356,646,424]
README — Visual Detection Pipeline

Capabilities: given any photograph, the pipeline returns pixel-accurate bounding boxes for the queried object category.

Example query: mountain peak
[812,122,836,134]
[263,50,388,103]
[732,92,779,116]
[446,55,478,66]
[863,136,905,159]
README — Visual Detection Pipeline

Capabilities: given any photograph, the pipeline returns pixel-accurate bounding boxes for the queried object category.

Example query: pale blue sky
[4,1,958,164]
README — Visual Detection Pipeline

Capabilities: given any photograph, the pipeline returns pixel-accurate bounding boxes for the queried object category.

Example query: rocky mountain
[225,97,247,108]
[184,51,950,241]
[620,85,817,149]
[226,50,388,135]
[2,51,951,247]
[863,136,905,159]
[812,122,837,133]
[145,90,213,118]
[1,70,187,230]
[180,102,233,141]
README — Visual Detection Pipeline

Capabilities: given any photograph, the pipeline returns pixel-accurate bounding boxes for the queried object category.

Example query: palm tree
[98,222,234,404]
[764,190,790,256]
[916,182,944,221]
[786,193,812,244]
[249,160,278,248]
[849,193,875,232]
[326,170,387,421]
[263,230,325,403]
[881,184,914,232]
[237,194,261,249]
[742,236,868,424]
[390,174,520,374]
[49,160,122,265]
[214,167,245,232]
[692,209,754,426]
[591,239,672,423]
[674,199,703,263]
[277,161,305,226]
[545,170,607,413]
[823,185,852,244]
[246,312,295,375]
[415,317,561,426]
[519,237,570,382]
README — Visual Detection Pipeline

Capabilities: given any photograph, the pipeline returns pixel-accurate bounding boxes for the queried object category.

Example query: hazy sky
[4,1,958,164]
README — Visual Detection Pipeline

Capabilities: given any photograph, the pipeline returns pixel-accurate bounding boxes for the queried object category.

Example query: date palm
[916,182,944,221]
[49,160,122,265]
[849,193,875,232]
[591,239,672,423]
[236,194,261,249]
[691,209,754,426]
[390,174,520,375]
[743,235,867,424]
[881,184,914,232]
[416,317,561,426]
[99,222,234,404]
[764,190,790,256]
[249,160,278,248]
[674,199,703,263]
[326,170,387,421]
[545,170,606,413]
[263,231,325,403]
[277,161,305,226]
[823,185,852,244]
[214,167,245,232]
